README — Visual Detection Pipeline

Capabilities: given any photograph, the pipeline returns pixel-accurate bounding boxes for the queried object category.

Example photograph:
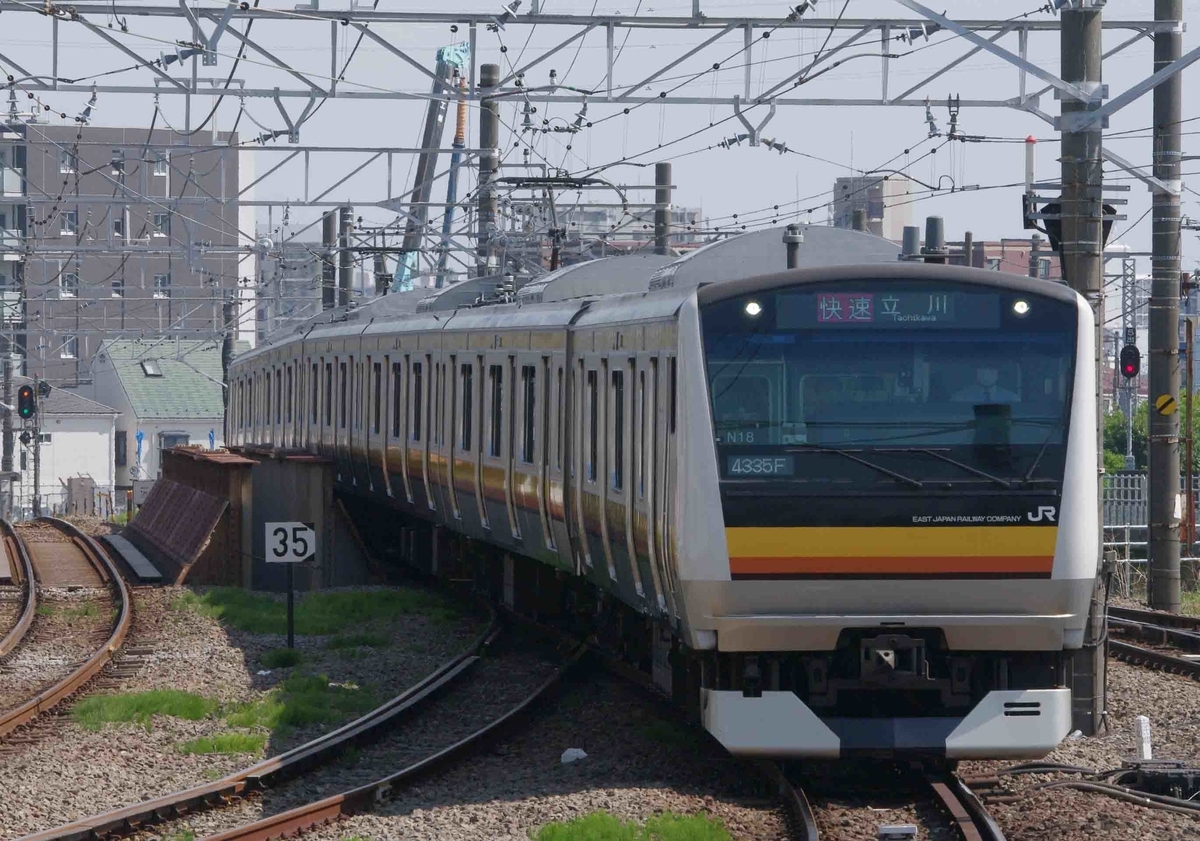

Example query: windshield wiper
[786,445,924,489]
[1023,428,1058,483]
[875,447,1011,489]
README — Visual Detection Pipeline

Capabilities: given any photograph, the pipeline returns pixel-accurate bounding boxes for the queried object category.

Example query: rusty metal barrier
[0,518,132,741]
[0,519,36,658]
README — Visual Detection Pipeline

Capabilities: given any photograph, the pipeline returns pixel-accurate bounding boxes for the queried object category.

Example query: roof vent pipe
[783,224,803,269]
[851,208,867,232]
[900,226,922,261]
[922,216,948,265]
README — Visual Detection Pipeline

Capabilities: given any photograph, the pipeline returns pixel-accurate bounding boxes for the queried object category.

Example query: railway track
[0,518,37,660]
[1107,605,1200,679]
[23,611,584,841]
[769,763,1005,841]
[0,517,131,742]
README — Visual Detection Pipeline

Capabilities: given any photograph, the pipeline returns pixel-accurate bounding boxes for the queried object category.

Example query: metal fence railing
[1103,471,1200,597]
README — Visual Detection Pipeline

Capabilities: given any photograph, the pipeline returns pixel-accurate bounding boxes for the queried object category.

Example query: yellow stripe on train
[725,526,1058,576]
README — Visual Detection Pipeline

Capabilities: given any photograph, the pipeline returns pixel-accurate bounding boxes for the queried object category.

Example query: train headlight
[744,300,762,317]
[1012,299,1030,316]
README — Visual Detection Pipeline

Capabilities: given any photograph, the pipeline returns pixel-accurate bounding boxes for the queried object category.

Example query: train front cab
[675,265,1098,759]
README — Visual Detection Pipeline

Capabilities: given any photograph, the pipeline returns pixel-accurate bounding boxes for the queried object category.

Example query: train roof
[649,225,901,291]
[695,262,1084,305]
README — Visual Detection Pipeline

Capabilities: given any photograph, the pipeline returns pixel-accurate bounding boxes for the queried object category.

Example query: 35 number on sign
[265,522,316,562]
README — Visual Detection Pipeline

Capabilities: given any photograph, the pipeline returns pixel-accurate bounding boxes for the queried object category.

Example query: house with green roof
[88,339,239,488]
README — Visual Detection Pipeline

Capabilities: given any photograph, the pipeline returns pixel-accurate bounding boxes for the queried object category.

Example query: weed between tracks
[171,587,461,634]
[178,731,267,755]
[72,690,218,730]
[225,674,378,734]
[35,601,101,622]
[533,811,731,841]
[261,647,304,669]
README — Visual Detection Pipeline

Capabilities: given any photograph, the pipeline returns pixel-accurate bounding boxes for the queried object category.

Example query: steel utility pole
[476,64,500,278]
[1059,2,1106,737]
[321,210,337,310]
[654,162,672,256]
[1148,0,1183,613]
[1,351,12,518]
[221,297,235,444]
[338,206,354,308]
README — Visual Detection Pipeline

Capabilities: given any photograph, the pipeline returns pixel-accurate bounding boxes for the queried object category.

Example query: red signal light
[1119,345,1141,379]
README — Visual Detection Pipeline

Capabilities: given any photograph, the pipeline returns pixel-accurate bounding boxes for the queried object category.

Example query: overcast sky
[1,0,1197,278]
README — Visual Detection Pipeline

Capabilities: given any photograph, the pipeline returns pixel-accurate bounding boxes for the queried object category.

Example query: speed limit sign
[266,522,316,563]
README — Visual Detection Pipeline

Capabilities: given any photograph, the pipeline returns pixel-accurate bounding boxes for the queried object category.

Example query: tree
[1104,392,1200,472]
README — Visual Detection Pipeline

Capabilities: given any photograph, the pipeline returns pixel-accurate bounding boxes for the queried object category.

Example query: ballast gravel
[296,671,790,841]
[0,585,481,839]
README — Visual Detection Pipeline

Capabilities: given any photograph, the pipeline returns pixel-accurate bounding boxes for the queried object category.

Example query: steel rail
[758,762,819,841]
[1108,616,1200,653]
[927,774,1007,841]
[1108,639,1200,679]
[20,609,500,841]
[202,642,587,841]
[1108,605,1200,634]
[0,518,131,741]
[0,519,37,659]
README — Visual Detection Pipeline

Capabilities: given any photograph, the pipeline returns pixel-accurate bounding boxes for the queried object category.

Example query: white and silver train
[229,261,1098,759]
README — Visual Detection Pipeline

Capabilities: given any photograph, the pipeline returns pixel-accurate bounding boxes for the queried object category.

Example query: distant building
[255,237,323,344]
[946,235,1063,280]
[87,339,239,488]
[832,175,913,241]
[10,376,118,518]
[553,204,703,252]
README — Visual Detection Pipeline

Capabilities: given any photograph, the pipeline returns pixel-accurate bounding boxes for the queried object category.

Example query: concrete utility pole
[1059,2,1106,736]
[1,351,12,519]
[321,210,337,310]
[1148,0,1183,613]
[655,162,673,256]
[476,64,500,278]
[221,297,235,445]
[338,206,354,308]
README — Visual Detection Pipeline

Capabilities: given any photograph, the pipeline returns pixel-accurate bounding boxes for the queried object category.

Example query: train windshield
[700,281,1077,487]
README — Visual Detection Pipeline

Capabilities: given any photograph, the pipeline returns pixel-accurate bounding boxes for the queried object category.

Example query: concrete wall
[249,455,370,591]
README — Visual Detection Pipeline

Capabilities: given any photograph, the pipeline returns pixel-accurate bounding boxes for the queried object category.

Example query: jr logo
[1027,506,1057,523]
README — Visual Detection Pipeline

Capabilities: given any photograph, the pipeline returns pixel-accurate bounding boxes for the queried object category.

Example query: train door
[548,355,573,568]
[639,353,668,614]
[658,353,681,619]
[606,353,643,600]
[473,354,488,530]
[536,355,555,552]
[446,353,460,520]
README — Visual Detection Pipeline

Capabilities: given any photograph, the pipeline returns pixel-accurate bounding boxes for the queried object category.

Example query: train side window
[310,363,318,424]
[555,366,564,471]
[586,369,598,482]
[275,369,282,426]
[286,366,293,424]
[638,368,646,499]
[372,362,382,434]
[411,361,424,442]
[339,361,348,429]
[435,362,444,446]
[392,362,403,438]
[488,364,503,457]
[669,357,677,434]
[324,362,333,426]
[612,368,624,491]
[520,365,536,464]
[461,363,473,451]
[265,371,272,427]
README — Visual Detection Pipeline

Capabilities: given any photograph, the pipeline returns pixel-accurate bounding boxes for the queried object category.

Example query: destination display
[775,289,1001,331]
[725,455,795,477]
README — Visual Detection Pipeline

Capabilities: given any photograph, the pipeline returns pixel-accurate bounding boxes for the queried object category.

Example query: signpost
[265,521,316,648]
[132,479,156,507]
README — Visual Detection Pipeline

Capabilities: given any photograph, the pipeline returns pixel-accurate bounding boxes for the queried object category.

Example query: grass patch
[174,587,461,635]
[325,632,390,650]
[533,812,729,841]
[73,690,218,731]
[178,731,266,755]
[36,604,54,617]
[262,647,304,669]
[164,833,195,841]
[61,602,100,621]
[225,674,377,733]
